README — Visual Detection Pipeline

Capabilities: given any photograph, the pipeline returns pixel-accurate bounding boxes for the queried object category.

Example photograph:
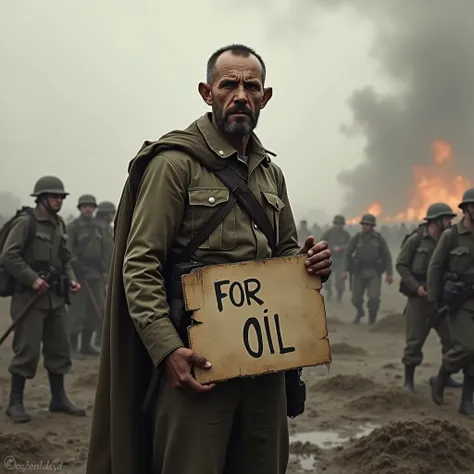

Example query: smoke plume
[247,0,474,217]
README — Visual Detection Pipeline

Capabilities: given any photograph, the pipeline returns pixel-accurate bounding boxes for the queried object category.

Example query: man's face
[465,203,474,222]
[441,216,453,228]
[80,205,96,217]
[45,194,65,213]
[361,223,372,233]
[199,51,272,137]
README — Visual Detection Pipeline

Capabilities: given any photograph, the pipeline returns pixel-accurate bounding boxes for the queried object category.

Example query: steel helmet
[458,187,474,209]
[333,214,346,225]
[360,213,376,226]
[424,203,456,220]
[77,194,97,208]
[97,201,116,213]
[31,176,69,197]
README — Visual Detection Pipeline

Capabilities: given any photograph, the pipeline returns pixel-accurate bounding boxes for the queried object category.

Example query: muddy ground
[1,279,473,474]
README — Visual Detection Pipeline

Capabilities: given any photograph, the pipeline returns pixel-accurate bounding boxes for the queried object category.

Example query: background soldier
[321,214,350,302]
[428,188,474,417]
[396,203,461,392]
[93,201,116,346]
[297,219,312,246]
[67,194,106,357]
[343,213,393,324]
[1,176,85,423]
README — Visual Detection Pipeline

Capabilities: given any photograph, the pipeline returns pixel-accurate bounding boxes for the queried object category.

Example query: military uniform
[321,215,350,302]
[396,203,459,392]
[297,220,311,247]
[92,201,116,346]
[345,214,393,324]
[1,176,85,423]
[67,194,107,356]
[428,188,474,416]
[118,114,300,474]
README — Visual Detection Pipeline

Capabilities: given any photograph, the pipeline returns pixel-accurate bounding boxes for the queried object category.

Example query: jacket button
[218,150,224,156]
[208,197,216,204]
[254,224,258,230]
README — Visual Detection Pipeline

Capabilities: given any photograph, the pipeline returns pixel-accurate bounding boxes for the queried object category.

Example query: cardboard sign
[182,254,331,384]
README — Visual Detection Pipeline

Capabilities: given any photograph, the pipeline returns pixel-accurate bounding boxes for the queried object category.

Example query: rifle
[0,269,54,346]
[84,279,103,320]
[432,280,474,328]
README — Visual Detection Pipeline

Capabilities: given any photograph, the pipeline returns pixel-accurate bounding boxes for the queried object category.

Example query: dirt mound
[346,387,420,412]
[0,432,61,465]
[333,419,474,474]
[311,374,378,393]
[369,313,405,333]
[331,343,366,356]
[73,372,98,387]
[290,441,323,457]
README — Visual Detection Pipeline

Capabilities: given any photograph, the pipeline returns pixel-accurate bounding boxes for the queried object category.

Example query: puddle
[290,422,378,449]
[289,423,379,472]
[288,454,319,472]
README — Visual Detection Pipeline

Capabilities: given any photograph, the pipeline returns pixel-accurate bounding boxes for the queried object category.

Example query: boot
[459,376,474,417]
[353,310,364,325]
[6,374,31,423]
[403,365,416,393]
[446,375,463,388]
[48,373,86,416]
[368,310,377,325]
[80,330,100,356]
[429,366,450,405]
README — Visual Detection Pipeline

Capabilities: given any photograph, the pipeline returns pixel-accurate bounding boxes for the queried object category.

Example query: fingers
[307,240,328,257]
[188,352,212,369]
[305,247,332,275]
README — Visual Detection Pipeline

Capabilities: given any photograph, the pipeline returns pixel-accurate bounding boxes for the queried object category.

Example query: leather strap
[214,162,277,255]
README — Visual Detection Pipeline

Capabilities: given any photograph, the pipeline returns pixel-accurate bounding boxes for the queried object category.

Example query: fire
[346,140,472,224]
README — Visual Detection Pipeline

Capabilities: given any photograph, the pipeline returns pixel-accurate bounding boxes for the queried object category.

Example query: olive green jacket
[86,113,300,474]
[427,219,474,310]
[2,207,75,309]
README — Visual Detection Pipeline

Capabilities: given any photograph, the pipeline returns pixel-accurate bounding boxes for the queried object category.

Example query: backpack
[0,207,36,297]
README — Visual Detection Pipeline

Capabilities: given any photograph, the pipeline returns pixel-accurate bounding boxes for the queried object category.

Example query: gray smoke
[246,0,474,216]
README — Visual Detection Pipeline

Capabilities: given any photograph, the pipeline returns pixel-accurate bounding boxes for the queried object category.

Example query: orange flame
[346,140,471,224]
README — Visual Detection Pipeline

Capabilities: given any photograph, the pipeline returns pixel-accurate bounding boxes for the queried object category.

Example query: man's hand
[385,275,393,285]
[164,347,215,393]
[341,272,349,281]
[333,246,341,253]
[32,278,49,292]
[70,280,81,293]
[417,285,427,297]
[299,237,332,279]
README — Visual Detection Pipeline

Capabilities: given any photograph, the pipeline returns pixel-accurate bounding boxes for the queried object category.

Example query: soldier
[343,213,393,324]
[67,194,106,357]
[86,44,332,474]
[297,219,311,246]
[93,201,116,346]
[396,203,461,392]
[321,214,351,302]
[428,188,474,417]
[1,176,85,423]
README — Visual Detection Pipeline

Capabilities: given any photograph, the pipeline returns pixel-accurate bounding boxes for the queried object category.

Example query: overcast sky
[1,1,389,221]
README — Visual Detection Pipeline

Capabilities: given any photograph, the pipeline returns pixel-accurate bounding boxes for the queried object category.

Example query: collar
[33,206,59,225]
[457,218,472,235]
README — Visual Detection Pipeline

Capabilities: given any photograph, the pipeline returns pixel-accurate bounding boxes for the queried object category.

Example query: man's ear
[198,82,212,105]
[260,87,273,109]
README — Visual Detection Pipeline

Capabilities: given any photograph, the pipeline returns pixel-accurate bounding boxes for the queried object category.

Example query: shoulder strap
[176,159,277,263]
[24,209,36,250]
[213,164,277,254]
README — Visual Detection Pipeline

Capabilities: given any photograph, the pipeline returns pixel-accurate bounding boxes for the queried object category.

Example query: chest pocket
[262,192,285,245]
[449,246,471,274]
[412,246,430,275]
[34,232,52,262]
[188,187,236,250]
